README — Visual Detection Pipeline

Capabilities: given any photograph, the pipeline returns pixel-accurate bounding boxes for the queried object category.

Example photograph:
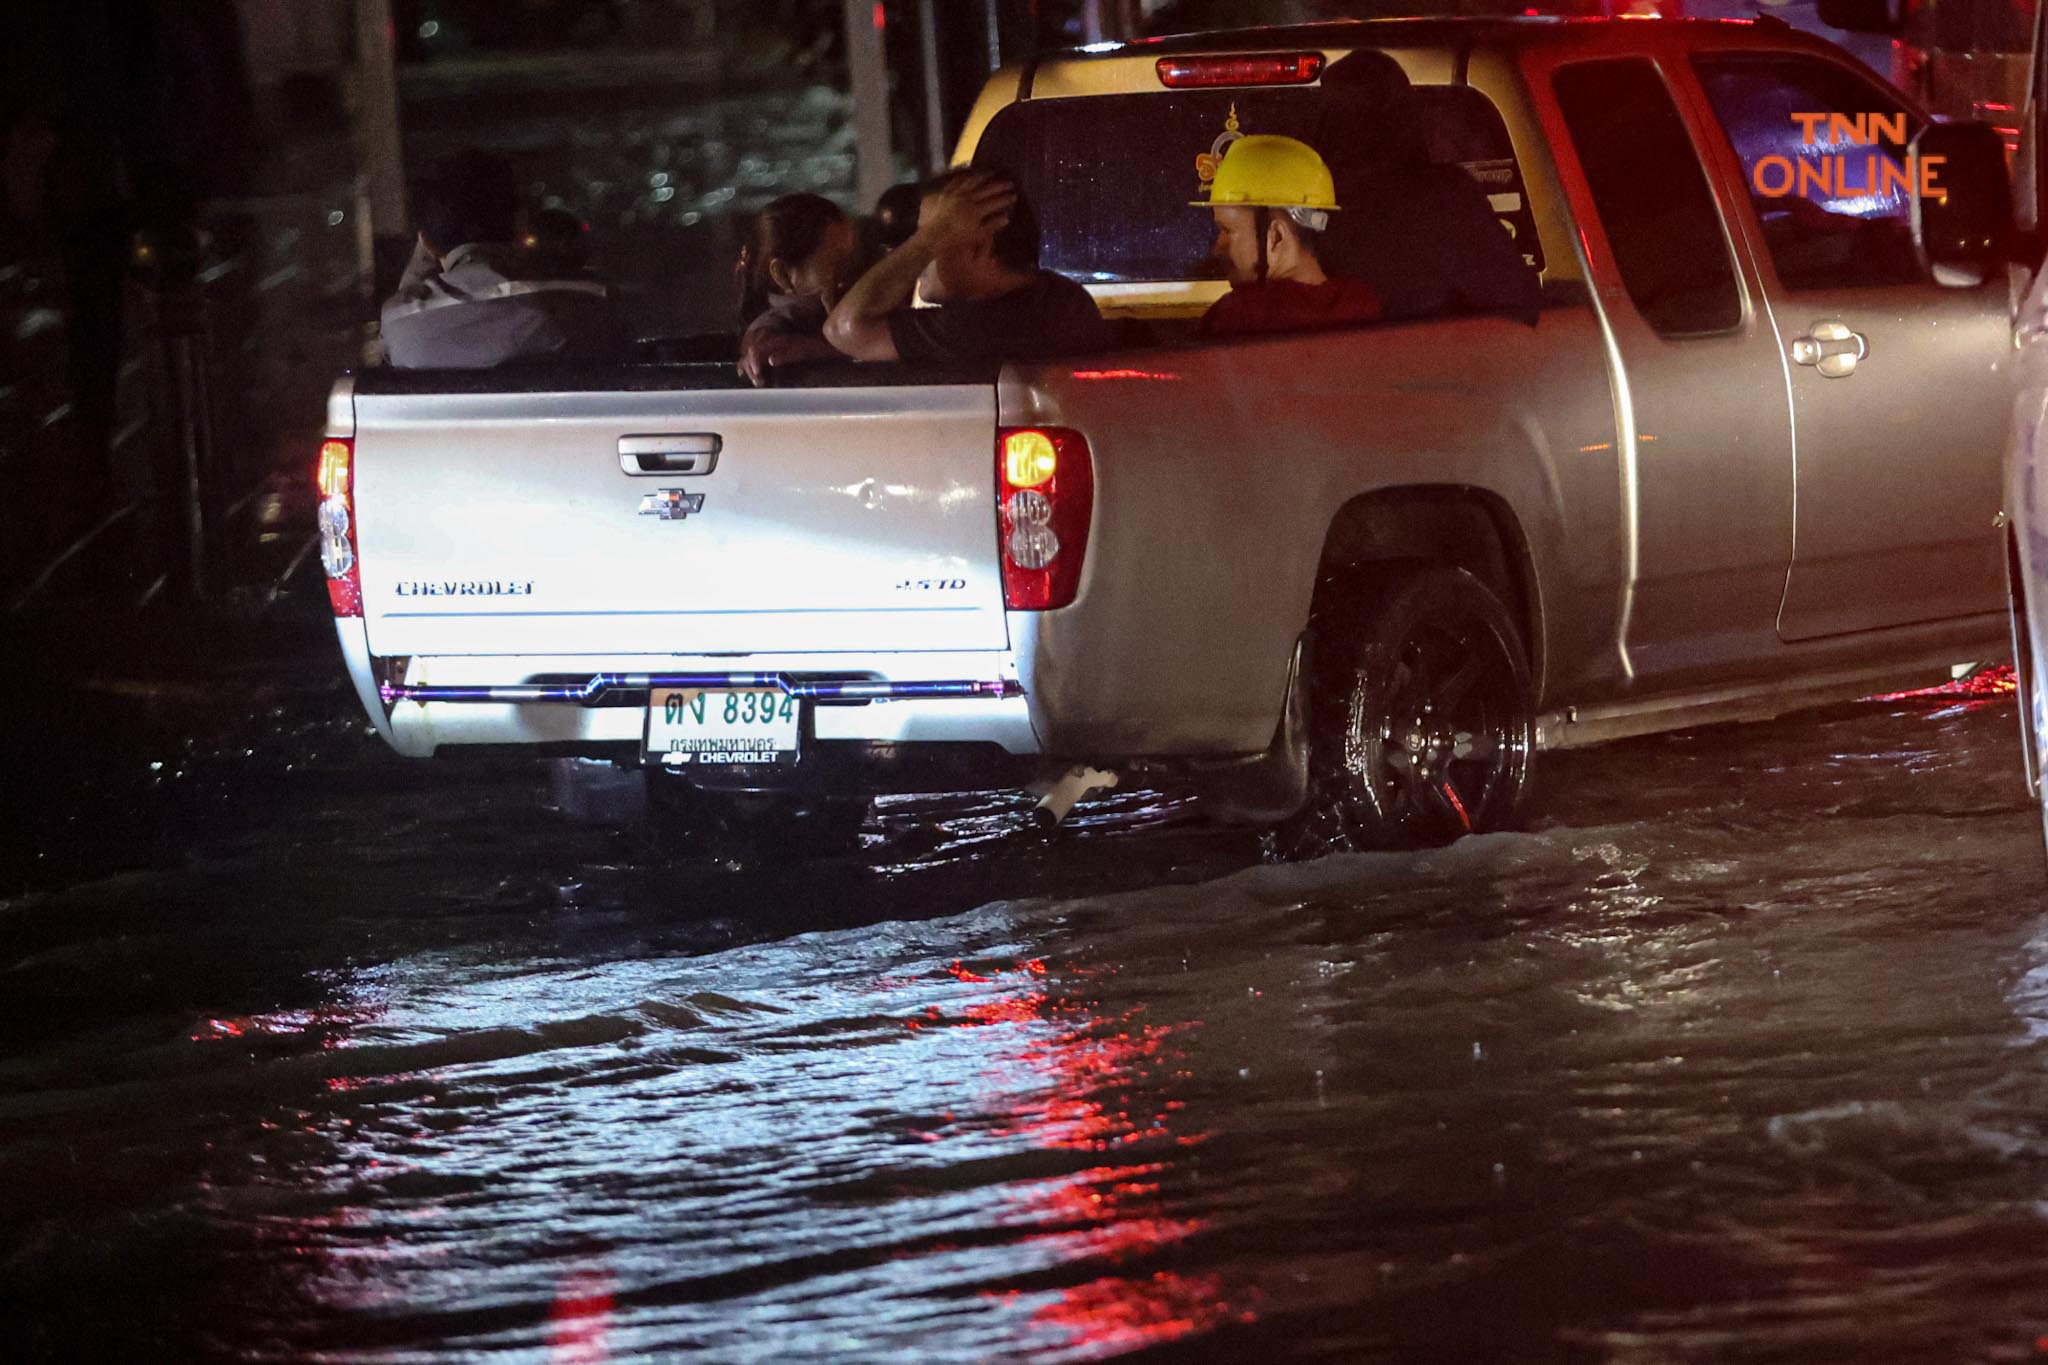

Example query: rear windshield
[972,79,1541,283]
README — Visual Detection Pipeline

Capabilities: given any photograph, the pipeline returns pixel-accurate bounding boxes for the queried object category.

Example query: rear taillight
[998,427,1092,611]
[316,438,362,617]
[1155,52,1324,89]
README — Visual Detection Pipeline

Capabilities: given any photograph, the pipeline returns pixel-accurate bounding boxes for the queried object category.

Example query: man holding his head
[824,168,1108,365]
[380,148,617,369]
[1197,134,1381,339]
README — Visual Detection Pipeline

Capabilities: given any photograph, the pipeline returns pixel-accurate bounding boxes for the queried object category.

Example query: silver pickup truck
[320,16,2017,851]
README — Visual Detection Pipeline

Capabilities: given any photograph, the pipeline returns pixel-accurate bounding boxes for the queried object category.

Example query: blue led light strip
[380,674,1024,706]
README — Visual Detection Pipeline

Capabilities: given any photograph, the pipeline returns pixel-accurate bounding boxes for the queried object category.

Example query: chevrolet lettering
[393,580,534,598]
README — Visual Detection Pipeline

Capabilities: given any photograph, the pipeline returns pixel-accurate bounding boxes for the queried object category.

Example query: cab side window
[1553,59,1741,336]
[1693,55,1924,291]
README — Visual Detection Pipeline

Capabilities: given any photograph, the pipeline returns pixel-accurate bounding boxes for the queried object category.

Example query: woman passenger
[735,192,855,385]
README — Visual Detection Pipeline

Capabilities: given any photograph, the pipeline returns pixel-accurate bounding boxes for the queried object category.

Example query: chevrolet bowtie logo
[639,489,706,521]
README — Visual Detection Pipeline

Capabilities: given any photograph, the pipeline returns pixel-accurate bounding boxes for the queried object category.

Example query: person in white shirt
[380,149,618,369]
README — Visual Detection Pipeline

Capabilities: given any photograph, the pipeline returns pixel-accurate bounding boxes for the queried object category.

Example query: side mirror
[1815,0,1899,33]
[1912,120,2015,287]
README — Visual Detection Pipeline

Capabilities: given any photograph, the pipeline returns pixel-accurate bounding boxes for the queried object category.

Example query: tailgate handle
[619,434,721,476]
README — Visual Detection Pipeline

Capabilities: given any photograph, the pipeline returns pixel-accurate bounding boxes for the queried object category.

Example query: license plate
[646,689,800,765]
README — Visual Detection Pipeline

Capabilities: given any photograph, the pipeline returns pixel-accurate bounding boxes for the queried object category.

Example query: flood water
[4,649,2045,1363]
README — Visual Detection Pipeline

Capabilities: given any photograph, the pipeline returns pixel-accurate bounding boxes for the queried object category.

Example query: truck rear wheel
[1274,566,1534,856]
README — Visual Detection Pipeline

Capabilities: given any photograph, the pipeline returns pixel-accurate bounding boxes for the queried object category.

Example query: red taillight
[997,427,1092,611]
[316,437,362,618]
[1155,52,1324,89]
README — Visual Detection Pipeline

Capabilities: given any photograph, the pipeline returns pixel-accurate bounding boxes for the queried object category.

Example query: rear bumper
[335,621,1041,758]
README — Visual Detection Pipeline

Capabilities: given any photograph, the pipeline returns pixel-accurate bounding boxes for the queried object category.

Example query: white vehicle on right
[2006,0,2048,844]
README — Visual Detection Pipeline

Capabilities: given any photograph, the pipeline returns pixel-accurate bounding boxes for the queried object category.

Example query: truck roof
[953,15,1883,160]
[1106,14,1622,55]
[1058,14,1826,61]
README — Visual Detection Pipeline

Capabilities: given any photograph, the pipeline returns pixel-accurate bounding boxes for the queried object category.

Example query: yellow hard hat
[1193,134,1340,213]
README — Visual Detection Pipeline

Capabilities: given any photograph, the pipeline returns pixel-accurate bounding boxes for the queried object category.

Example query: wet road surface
[3,637,2045,1363]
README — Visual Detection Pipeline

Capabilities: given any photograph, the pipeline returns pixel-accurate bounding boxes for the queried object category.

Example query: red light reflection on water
[1869,664,2016,703]
[548,1264,615,1365]
[190,1003,379,1048]
[1010,1270,1247,1354]
[929,956,1244,1354]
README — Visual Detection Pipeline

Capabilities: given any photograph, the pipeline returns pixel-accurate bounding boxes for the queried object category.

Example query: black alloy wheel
[1273,565,1534,857]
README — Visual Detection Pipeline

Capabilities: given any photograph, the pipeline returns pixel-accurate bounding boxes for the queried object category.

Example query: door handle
[1789,321,1867,378]
[618,433,721,476]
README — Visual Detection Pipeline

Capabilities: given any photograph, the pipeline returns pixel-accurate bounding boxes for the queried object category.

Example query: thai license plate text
[646,689,799,765]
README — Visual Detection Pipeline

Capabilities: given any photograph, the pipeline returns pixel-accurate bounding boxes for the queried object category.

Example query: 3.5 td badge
[639,489,706,521]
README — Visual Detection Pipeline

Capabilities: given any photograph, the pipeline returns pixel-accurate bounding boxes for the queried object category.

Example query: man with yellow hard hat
[1195,134,1381,339]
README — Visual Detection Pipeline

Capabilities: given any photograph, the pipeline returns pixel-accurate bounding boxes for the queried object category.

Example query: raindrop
[325,209,345,227]
[1472,1041,1485,1061]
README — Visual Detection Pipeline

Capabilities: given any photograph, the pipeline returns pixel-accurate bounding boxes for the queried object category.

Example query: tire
[1272,565,1535,857]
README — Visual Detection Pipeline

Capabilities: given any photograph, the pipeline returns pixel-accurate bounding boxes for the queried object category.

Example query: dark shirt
[1198,277,1382,339]
[887,270,1110,365]
[1321,163,1541,327]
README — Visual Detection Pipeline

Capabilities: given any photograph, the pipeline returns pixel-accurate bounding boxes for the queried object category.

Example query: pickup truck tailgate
[351,384,1008,657]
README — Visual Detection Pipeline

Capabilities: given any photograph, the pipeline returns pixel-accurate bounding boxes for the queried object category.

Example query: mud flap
[1190,634,1311,826]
